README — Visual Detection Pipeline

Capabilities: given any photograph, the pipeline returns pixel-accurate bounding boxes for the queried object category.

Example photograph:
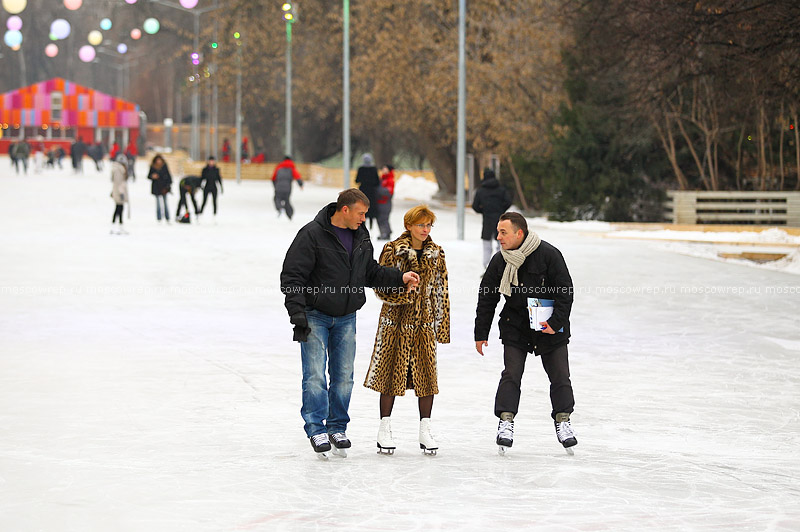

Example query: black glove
[290,312,311,343]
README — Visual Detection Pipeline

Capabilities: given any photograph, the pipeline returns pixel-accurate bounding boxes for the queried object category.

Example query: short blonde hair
[404,205,437,229]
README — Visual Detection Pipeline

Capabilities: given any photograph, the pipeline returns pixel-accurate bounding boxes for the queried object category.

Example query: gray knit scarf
[499,231,541,296]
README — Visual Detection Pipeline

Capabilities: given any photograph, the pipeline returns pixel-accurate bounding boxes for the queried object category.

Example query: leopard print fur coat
[363,232,450,397]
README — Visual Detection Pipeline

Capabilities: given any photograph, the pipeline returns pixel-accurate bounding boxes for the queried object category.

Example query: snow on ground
[1,159,800,531]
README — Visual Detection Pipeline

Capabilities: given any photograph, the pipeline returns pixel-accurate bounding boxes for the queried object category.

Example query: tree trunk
[779,100,785,191]
[652,113,689,190]
[420,133,456,196]
[758,102,767,191]
[794,109,800,191]
[735,125,745,190]
[506,157,530,211]
[676,116,710,190]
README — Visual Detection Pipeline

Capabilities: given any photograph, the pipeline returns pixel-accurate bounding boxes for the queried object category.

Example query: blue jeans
[155,194,169,220]
[300,309,357,438]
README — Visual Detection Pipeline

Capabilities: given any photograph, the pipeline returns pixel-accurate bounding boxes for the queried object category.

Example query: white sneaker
[419,418,438,454]
[377,417,395,454]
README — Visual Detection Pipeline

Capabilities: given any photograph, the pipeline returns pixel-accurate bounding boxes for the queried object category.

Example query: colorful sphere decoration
[45,43,59,57]
[63,0,82,10]
[78,44,95,62]
[143,18,159,35]
[6,15,22,31]
[179,0,198,8]
[100,18,112,31]
[125,0,137,3]
[87,30,103,46]
[4,29,22,47]
[130,28,141,40]
[50,19,71,39]
[117,43,128,54]
[2,0,27,15]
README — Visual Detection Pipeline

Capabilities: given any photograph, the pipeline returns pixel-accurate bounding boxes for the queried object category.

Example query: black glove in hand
[290,312,311,343]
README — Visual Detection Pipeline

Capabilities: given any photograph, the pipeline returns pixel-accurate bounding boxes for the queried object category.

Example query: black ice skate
[329,432,351,457]
[496,416,514,455]
[310,433,331,460]
[555,413,577,455]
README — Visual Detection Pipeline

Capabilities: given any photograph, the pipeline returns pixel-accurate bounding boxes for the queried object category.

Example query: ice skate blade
[564,447,575,456]
[498,445,510,456]
[316,451,330,460]
[332,447,348,458]
[376,443,395,455]
[420,444,438,456]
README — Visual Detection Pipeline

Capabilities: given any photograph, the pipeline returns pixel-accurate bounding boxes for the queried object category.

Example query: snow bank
[393,173,439,202]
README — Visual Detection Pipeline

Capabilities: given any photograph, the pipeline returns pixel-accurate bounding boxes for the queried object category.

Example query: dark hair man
[280,188,420,458]
[474,211,578,455]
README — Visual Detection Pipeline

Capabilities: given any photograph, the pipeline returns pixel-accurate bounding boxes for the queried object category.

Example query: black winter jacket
[472,178,513,240]
[281,203,405,318]
[148,164,172,196]
[201,165,223,191]
[474,240,573,355]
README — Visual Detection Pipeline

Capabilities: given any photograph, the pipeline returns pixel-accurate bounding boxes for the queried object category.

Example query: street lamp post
[148,0,219,160]
[235,33,243,184]
[343,0,350,189]
[456,0,466,240]
[282,3,295,157]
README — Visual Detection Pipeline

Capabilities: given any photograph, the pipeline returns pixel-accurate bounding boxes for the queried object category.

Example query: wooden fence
[666,191,800,227]
[158,150,436,188]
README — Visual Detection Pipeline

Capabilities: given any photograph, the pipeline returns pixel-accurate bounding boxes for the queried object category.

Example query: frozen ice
[1,158,799,531]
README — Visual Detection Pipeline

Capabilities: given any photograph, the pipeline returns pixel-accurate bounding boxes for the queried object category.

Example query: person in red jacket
[271,156,304,220]
[375,164,396,239]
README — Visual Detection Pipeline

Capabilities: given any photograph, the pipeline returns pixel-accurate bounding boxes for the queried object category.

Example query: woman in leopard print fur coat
[364,205,450,453]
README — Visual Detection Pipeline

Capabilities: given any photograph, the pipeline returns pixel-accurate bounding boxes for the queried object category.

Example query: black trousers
[112,204,124,223]
[177,190,199,218]
[201,188,218,214]
[274,191,293,219]
[494,344,574,420]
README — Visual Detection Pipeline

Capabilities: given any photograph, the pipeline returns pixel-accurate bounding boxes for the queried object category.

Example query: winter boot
[377,417,396,455]
[419,418,438,455]
[555,412,578,451]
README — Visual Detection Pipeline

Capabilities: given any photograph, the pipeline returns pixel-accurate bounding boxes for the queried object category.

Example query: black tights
[112,204,124,223]
[380,393,434,419]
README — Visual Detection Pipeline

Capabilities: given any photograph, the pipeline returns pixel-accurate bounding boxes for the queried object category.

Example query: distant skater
[271,155,303,220]
[199,156,223,218]
[110,154,129,235]
[148,154,173,223]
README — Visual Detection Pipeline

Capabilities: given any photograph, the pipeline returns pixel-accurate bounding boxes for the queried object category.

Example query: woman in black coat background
[355,153,380,229]
[147,154,173,222]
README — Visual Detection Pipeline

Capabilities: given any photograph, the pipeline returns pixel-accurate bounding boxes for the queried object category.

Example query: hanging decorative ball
[45,43,59,57]
[3,29,22,47]
[78,44,96,62]
[130,28,141,40]
[63,0,82,11]
[100,18,112,31]
[87,30,103,46]
[179,0,198,8]
[2,0,27,16]
[6,15,22,31]
[117,43,128,54]
[125,0,137,3]
[142,18,159,35]
[50,18,71,39]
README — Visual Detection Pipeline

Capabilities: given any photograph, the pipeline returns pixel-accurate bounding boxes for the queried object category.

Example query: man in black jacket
[281,188,420,457]
[472,168,512,270]
[474,212,578,454]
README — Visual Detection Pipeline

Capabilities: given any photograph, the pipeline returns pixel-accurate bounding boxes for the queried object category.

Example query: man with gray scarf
[474,212,577,454]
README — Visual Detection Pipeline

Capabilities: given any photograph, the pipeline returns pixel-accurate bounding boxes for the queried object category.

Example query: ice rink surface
[1,161,799,531]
